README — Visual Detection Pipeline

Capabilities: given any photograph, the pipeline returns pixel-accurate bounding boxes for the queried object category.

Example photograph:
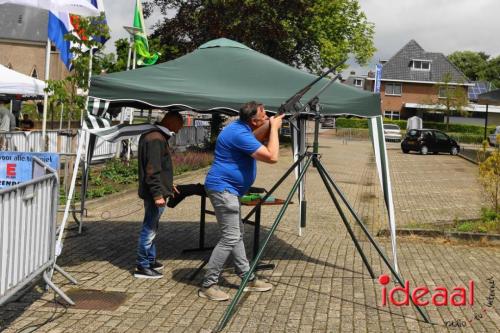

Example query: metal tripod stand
[213,105,431,332]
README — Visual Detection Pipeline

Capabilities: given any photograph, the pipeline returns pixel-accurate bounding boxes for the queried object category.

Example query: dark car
[401,129,460,155]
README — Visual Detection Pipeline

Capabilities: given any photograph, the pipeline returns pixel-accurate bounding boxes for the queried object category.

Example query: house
[343,71,371,90]
[0,3,68,81]
[370,40,472,121]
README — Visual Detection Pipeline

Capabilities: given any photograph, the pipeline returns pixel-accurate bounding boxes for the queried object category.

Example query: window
[411,59,431,71]
[354,79,363,87]
[31,67,38,78]
[434,131,449,141]
[439,86,456,98]
[384,110,400,120]
[385,83,402,96]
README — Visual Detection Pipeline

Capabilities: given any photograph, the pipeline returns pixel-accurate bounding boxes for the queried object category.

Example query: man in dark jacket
[135,111,183,278]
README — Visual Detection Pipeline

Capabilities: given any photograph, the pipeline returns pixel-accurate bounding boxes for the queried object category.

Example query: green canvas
[89,38,380,117]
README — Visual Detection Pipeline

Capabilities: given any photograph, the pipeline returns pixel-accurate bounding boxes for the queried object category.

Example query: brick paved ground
[1,134,499,333]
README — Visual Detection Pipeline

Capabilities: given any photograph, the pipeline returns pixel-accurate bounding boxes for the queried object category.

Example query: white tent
[0,64,47,96]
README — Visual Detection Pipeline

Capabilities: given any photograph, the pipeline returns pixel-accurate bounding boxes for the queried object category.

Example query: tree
[448,51,500,88]
[144,0,375,73]
[434,73,469,130]
[448,51,488,81]
[483,55,500,89]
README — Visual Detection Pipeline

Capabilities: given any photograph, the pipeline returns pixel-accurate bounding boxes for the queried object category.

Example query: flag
[0,1,100,70]
[0,0,100,16]
[133,0,159,66]
[70,0,108,47]
[48,10,75,70]
[90,0,108,45]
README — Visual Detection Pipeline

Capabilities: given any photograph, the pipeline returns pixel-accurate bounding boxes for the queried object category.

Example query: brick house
[369,40,472,120]
[0,3,69,81]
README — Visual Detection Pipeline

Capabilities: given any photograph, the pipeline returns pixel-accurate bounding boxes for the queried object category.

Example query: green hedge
[335,117,495,135]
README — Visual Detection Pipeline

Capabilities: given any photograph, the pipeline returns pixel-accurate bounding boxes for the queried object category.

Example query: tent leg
[242,154,306,223]
[314,160,430,323]
[56,131,85,260]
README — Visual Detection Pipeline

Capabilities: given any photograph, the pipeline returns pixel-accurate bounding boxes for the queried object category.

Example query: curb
[377,228,500,245]
[458,153,479,165]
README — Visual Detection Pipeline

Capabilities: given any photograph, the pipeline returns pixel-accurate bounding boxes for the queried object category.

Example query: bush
[334,117,495,135]
[171,151,213,175]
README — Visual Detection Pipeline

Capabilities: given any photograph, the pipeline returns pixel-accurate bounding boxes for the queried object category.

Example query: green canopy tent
[479,89,500,141]
[87,38,379,116]
[59,38,399,276]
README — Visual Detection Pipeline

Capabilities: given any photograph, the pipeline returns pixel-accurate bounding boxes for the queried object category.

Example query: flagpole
[42,38,51,150]
[127,38,132,70]
[133,49,137,70]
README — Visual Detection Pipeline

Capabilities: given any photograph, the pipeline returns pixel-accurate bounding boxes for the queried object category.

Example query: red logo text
[378,274,474,306]
[6,163,16,178]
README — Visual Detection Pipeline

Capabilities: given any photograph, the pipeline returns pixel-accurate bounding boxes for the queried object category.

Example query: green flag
[133,0,158,66]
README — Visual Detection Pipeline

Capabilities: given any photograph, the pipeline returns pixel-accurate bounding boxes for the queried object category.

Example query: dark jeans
[137,199,165,268]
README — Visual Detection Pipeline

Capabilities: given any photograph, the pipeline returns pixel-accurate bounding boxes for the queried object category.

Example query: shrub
[479,140,500,213]
[334,117,495,135]
[171,151,213,176]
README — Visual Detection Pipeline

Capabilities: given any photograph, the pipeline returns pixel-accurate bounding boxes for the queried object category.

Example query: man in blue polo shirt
[199,101,283,301]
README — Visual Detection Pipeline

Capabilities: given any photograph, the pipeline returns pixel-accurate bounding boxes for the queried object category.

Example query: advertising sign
[0,152,59,189]
[374,63,383,93]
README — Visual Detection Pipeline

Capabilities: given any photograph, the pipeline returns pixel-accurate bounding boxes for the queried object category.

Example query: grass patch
[405,208,500,234]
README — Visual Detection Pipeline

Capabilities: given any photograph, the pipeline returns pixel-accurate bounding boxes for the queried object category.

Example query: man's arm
[251,115,284,164]
[144,139,166,206]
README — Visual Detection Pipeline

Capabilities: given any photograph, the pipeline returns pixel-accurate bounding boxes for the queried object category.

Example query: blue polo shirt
[205,120,262,196]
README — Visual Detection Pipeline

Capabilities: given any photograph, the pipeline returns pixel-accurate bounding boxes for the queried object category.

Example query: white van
[489,126,500,146]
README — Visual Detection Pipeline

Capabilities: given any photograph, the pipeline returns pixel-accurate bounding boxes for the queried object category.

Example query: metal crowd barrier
[1,126,211,160]
[0,158,76,306]
[173,126,210,148]
[0,130,117,162]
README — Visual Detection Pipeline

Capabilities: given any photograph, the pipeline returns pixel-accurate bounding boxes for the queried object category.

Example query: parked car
[401,129,460,155]
[488,126,500,146]
[383,124,402,142]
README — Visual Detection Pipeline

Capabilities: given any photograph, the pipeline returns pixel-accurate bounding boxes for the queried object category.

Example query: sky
[348,0,500,76]
[102,0,500,75]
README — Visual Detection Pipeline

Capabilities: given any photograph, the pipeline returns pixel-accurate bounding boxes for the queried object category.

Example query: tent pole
[484,104,489,141]
[126,38,132,71]
[57,130,85,260]
[133,49,137,70]
[42,39,51,150]
[127,107,134,161]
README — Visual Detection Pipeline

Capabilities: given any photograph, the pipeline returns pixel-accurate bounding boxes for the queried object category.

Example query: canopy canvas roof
[478,89,500,106]
[0,64,46,97]
[89,38,380,117]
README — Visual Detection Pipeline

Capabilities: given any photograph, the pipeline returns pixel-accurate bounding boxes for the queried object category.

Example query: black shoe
[134,266,163,279]
[149,261,164,271]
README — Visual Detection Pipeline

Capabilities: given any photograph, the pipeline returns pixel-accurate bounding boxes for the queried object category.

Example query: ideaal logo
[6,163,16,178]
[378,274,474,306]
[378,275,496,328]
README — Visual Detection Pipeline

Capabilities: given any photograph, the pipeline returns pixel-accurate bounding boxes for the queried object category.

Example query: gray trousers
[202,190,254,287]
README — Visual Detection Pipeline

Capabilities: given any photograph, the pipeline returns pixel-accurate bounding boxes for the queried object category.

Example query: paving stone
[1,135,498,333]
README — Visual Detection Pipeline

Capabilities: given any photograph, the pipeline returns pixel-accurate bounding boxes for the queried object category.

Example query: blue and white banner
[0,152,59,189]
[374,63,382,93]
